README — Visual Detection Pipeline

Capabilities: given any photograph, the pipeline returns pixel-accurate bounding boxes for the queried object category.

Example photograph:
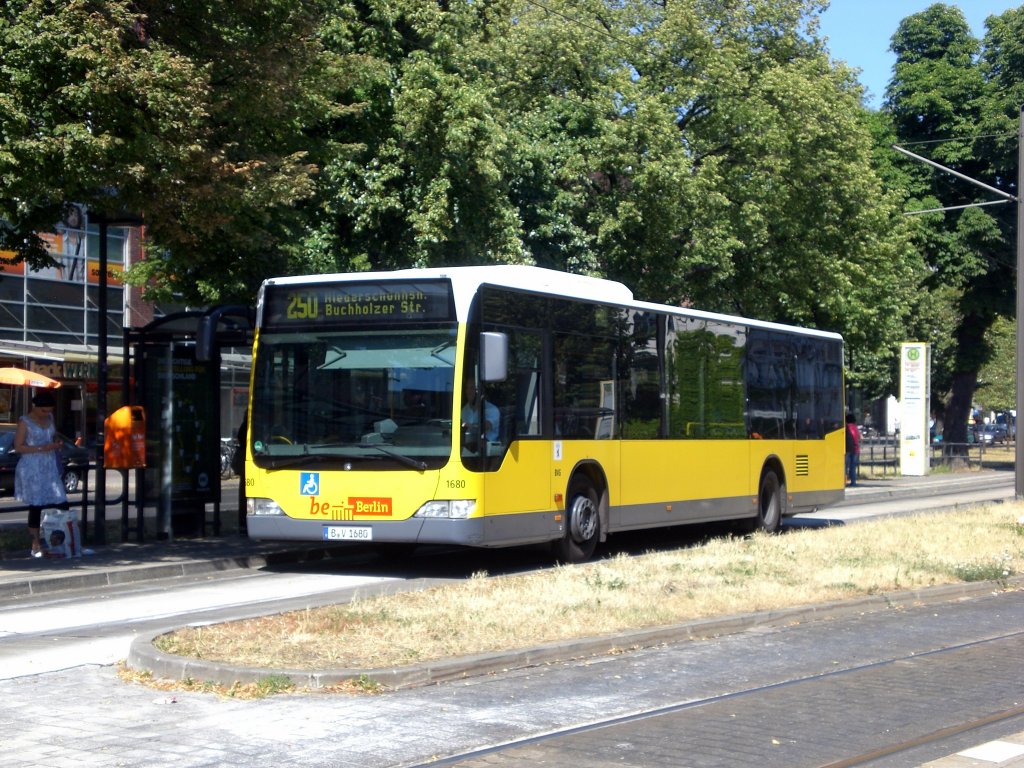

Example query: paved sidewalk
[837,466,1016,504]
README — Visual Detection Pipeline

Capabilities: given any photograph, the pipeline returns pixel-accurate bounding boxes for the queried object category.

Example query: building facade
[0,205,152,441]
[2,206,253,449]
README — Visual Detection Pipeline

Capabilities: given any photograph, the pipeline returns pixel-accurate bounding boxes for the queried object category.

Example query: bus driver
[461,376,499,445]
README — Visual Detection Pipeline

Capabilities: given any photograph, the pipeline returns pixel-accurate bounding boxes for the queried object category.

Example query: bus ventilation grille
[795,455,810,476]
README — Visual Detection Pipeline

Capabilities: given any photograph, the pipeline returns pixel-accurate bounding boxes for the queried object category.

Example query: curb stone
[127,575,1024,691]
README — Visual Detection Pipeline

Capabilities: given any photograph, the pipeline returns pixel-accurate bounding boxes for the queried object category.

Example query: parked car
[980,423,1008,446]
[0,428,91,495]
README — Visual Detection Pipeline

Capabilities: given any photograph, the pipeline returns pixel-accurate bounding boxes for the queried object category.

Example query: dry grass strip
[153,504,1024,674]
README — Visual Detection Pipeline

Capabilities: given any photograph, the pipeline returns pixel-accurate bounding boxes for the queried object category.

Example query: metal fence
[859,435,900,476]
[859,434,1014,478]
[929,441,1013,471]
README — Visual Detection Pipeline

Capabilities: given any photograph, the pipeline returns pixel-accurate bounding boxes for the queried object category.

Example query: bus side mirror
[480,332,508,382]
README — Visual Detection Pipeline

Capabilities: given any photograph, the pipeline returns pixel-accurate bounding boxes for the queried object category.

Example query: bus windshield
[250,326,458,470]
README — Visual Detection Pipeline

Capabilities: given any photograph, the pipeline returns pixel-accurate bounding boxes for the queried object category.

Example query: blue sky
[818,1,1023,108]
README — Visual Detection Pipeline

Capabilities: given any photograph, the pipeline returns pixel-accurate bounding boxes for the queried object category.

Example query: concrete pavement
[4,581,1023,768]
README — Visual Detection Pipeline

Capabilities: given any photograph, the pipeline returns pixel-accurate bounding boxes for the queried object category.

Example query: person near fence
[14,390,69,557]
[845,413,862,486]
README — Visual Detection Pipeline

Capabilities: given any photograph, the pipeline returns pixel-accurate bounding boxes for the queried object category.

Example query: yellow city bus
[244,266,845,561]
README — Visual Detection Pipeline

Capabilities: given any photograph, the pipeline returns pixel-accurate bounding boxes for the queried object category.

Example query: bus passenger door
[480,362,553,535]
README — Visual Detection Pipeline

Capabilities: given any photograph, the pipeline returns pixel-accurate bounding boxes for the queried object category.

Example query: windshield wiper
[357,443,428,471]
[261,453,341,472]
[256,443,428,472]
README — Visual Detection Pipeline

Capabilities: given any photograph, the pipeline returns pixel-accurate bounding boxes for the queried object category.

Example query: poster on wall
[900,342,930,476]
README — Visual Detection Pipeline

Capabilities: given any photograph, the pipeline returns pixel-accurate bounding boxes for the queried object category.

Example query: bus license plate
[323,526,373,542]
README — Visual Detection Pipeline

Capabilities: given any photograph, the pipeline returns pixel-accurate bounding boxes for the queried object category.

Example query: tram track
[402,628,1024,768]
[818,703,1024,768]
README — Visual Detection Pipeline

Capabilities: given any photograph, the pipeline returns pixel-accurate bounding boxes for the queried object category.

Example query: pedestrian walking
[14,390,69,557]
[846,412,862,486]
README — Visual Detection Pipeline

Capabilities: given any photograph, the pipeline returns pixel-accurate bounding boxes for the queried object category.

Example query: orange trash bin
[104,405,146,469]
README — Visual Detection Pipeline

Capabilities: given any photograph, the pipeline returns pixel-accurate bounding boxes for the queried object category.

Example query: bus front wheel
[755,469,784,533]
[554,479,600,563]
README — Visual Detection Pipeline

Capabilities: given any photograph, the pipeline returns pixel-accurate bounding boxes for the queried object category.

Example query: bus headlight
[247,498,286,516]
[414,500,476,519]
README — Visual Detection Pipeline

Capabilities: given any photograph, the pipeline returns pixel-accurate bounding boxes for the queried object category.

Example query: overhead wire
[895,132,1017,147]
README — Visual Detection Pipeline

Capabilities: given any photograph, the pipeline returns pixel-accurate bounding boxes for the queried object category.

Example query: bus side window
[516,369,541,437]
[488,328,542,440]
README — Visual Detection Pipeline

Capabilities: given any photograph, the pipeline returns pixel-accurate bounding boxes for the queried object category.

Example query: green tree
[1,0,206,266]
[1,0,921,377]
[529,0,912,384]
[884,3,1017,445]
[288,0,923,401]
[976,315,1015,412]
[304,0,622,275]
[634,0,917,397]
[0,0,339,304]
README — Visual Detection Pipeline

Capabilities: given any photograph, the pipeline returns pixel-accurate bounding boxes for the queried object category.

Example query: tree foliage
[976,315,1015,412]
[1,0,208,264]
[1,0,919,394]
[1,0,338,303]
[883,3,1021,442]
[301,0,915,389]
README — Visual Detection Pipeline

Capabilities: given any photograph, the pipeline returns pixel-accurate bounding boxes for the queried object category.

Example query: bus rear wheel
[553,479,600,563]
[754,469,784,533]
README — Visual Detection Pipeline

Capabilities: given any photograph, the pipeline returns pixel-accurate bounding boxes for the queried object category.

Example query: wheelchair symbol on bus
[300,472,320,496]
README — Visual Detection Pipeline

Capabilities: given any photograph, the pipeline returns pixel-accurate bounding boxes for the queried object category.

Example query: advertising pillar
[900,342,930,476]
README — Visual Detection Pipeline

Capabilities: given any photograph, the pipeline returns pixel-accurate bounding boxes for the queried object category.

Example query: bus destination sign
[264,280,454,326]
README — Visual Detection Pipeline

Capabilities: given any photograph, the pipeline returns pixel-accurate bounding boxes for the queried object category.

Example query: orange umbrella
[0,367,61,389]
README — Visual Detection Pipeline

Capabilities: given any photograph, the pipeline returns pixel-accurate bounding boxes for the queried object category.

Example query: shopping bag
[41,509,82,559]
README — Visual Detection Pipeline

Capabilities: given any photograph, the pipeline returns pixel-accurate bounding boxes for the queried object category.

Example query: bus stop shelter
[117,305,252,540]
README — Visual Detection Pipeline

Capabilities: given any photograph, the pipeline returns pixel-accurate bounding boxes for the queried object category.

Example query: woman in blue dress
[14,390,68,557]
